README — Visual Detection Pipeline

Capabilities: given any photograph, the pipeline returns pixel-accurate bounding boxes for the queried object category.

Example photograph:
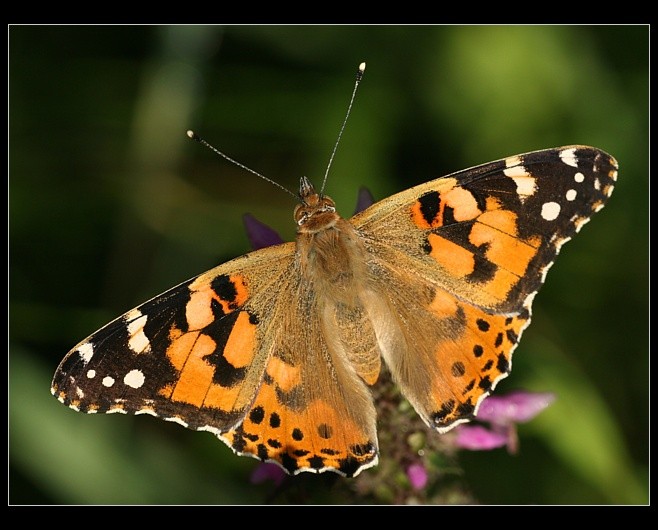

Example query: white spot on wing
[574,172,585,183]
[126,308,142,320]
[124,369,145,389]
[541,202,561,221]
[86,369,96,379]
[102,376,115,387]
[503,165,529,177]
[511,176,537,201]
[560,148,578,167]
[504,155,523,167]
[78,342,94,363]
[566,189,577,201]
[125,309,151,354]
[503,156,538,201]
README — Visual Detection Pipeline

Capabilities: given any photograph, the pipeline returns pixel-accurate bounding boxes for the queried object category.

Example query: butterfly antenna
[319,62,366,195]
[186,130,298,200]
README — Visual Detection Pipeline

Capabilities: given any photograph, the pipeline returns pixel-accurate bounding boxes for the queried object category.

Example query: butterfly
[51,71,618,479]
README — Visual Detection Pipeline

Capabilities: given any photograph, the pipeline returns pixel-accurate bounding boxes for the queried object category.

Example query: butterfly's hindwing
[221,241,379,477]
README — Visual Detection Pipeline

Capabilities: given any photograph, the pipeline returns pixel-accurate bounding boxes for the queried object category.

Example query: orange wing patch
[426,233,476,278]
[426,299,529,429]
[410,179,483,229]
[265,356,301,393]
[221,378,378,476]
[223,311,257,369]
[189,273,250,316]
[165,332,216,405]
[471,210,541,276]
[413,190,544,308]
[156,273,259,411]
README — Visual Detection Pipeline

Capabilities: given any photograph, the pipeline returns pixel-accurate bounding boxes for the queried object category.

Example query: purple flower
[406,463,429,490]
[454,425,508,451]
[250,462,287,486]
[243,213,285,250]
[454,391,555,453]
[476,391,555,425]
[353,187,375,214]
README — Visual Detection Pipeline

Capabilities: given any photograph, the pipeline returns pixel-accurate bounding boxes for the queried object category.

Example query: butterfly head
[294,176,338,233]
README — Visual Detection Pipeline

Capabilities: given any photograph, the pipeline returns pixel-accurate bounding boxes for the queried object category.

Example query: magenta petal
[476,391,556,425]
[454,425,508,451]
[354,187,375,214]
[406,463,429,490]
[243,213,285,250]
[250,462,287,486]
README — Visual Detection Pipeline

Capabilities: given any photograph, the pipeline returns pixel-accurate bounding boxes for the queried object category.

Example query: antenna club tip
[358,62,366,72]
[186,130,199,141]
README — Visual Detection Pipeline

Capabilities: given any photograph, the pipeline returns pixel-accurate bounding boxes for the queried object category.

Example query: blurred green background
[9,25,648,505]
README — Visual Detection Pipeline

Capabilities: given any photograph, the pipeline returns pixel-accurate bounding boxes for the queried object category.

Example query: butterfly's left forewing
[353,145,617,431]
[52,244,297,433]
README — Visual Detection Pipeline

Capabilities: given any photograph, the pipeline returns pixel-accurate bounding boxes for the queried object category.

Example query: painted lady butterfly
[51,64,618,478]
